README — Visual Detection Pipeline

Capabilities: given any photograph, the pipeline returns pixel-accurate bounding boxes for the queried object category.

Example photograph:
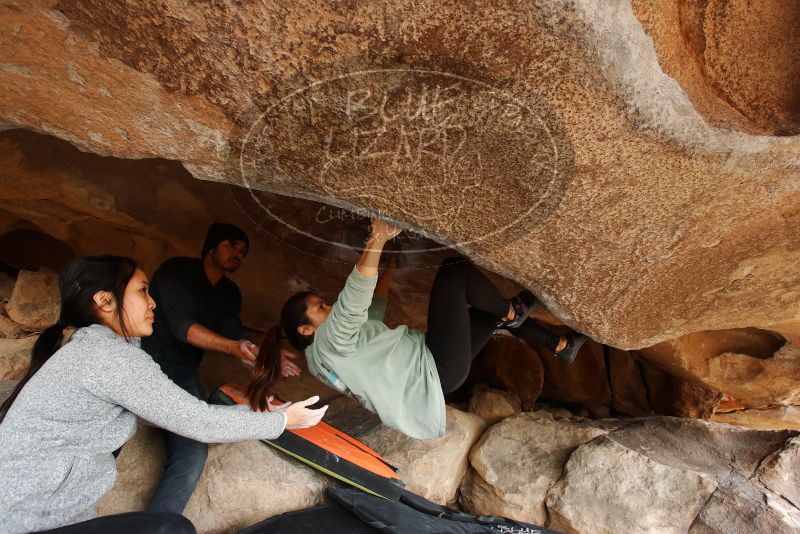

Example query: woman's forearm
[356,219,400,277]
[355,236,386,277]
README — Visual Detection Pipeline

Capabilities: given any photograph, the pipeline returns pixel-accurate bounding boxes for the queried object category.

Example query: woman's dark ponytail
[247,291,315,411]
[0,324,66,421]
[0,256,137,423]
[247,324,284,412]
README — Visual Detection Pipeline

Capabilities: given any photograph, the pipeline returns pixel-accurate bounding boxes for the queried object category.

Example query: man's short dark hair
[201,223,249,258]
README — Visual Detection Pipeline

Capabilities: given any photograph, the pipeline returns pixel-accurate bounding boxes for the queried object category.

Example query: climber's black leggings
[34,512,195,534]
[425,258,561,393]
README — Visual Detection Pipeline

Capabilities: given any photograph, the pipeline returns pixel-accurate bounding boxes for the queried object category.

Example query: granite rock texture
[0,0,798,349]
[462,411,800,533]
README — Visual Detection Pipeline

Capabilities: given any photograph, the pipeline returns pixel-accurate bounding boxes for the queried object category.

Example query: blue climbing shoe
[500,290,537,329]
[554,332,588,364]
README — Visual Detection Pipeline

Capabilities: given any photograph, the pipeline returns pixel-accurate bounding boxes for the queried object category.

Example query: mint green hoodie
[305,268,445,439]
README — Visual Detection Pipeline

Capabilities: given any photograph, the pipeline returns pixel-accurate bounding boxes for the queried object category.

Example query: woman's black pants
[35,512,195,534]
[425,258,560,393]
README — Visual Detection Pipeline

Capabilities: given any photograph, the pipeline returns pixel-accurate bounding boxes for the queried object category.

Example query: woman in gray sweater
[0,256,327,534]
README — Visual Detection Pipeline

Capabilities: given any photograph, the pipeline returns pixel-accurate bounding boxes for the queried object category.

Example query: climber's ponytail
[247,291,315,412]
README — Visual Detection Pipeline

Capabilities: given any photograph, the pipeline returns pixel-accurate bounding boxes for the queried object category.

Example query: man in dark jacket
[142,222,260,513]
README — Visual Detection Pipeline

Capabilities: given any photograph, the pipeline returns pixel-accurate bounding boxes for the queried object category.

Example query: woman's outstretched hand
[265,395,292,412]
[283,395,328,429]
[369,218,401,243]
[357,218,400,277]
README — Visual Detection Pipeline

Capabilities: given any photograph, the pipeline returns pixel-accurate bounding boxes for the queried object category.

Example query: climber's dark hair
[247,291,315,412]
[0,256,138,423]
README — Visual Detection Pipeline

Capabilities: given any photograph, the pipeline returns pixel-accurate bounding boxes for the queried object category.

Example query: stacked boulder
[0,269,58,381]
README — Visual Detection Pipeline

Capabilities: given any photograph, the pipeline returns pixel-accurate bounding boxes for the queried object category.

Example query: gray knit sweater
[0,324,286,534]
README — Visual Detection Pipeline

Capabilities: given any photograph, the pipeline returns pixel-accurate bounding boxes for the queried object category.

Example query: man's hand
[232,339,258,367]
[280,349,302,377]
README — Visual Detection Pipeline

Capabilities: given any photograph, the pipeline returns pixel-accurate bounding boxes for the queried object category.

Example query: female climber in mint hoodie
[249,219,587,439]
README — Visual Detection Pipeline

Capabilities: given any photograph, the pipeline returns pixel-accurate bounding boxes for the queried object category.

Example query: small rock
[468,386,521,425]
[0,335,36,380]
[0,306,23,338]
[0,272,15,302]
[6,269,60,331]
[0,379,19,404]
[468,335,545,410]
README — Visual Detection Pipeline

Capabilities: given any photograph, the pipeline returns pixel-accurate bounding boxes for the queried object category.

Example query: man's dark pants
[147,362,208,514]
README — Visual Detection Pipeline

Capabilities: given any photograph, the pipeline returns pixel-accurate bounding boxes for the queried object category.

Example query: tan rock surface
[98,425,332,534]
[467,335,544,410]
[0,335,36,380]
[0,0,798,349]
[460,411,613,525]
[640,329,799,409]
[0,306,23,339]
[6,269,59,331]
[540,339,612,411]
[758,436,800,510]
[633,0,800,136]
[0,379,18,403]
[547,436,718,534]
[713,406,800,431]
[468,386,521,425]
[463,412,800,533]
[358,405,487,505]
[0,272,15,302]
[689,477,800,534]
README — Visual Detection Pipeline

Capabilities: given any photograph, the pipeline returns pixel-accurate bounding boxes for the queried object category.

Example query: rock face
[468,385,521,425]
[0,306,23,339]
[363,407,486,505]
[328,397,486,505]
[0,336,36,380]
[461,411,800,533]
[2,3,800,529]
[6,269,59,331]
[639,328,799,409]
[757,436,800,511]
[0,379,18,403]
[714,407,800,431]
[1,0,798,350]
[632,0,800,136]
[460,411,613,525]
[540,339,612,413]
[98,425,332,534]
[547,436,717,533]
[466,336,544,410]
